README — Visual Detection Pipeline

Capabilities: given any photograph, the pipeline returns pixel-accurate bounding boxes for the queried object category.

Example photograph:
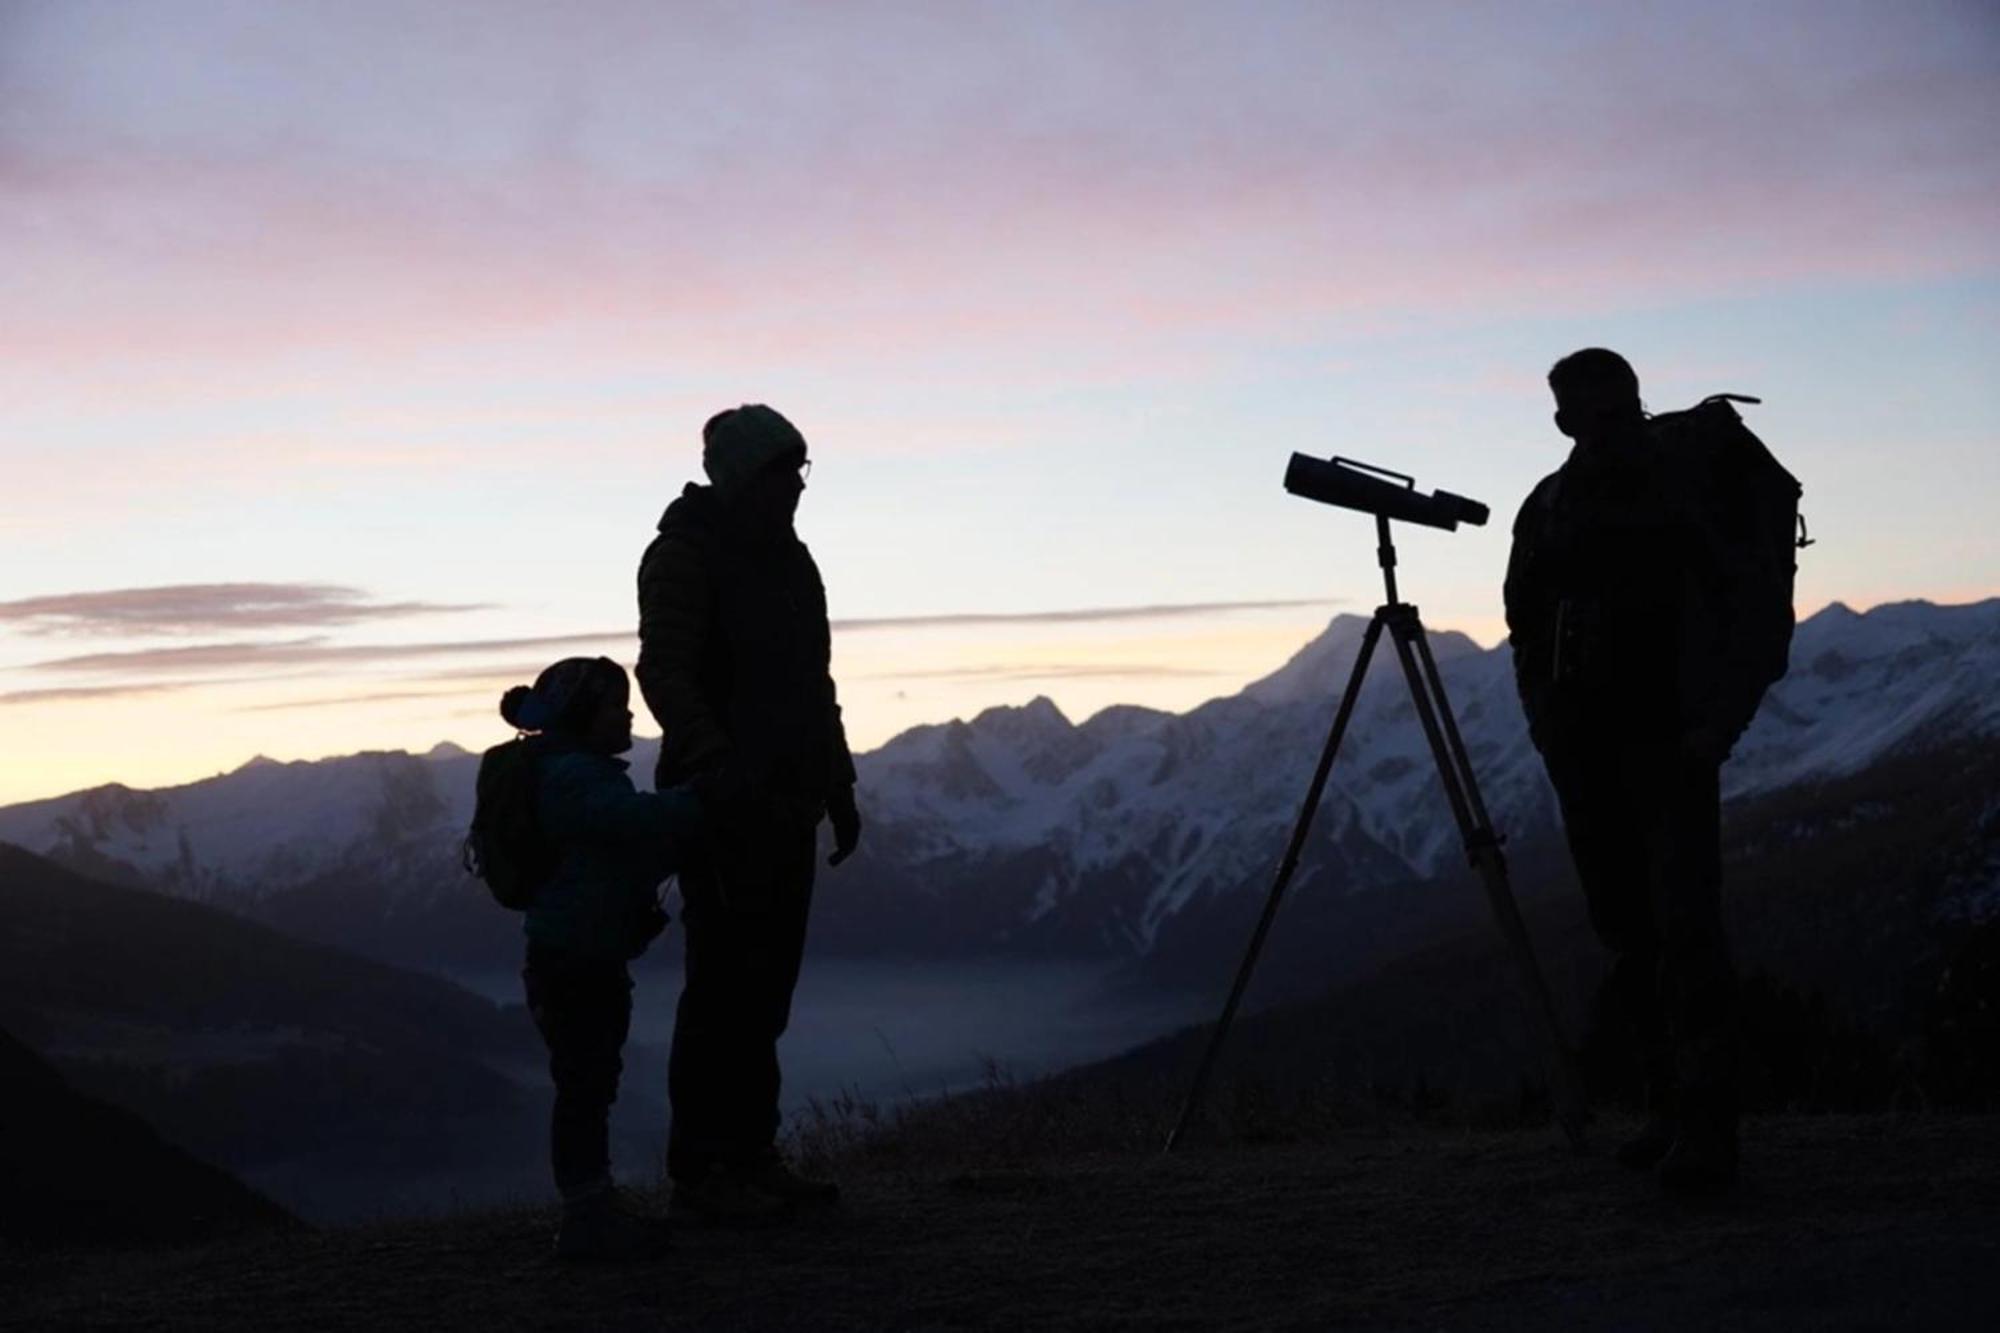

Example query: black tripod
[1165,515,1588,1152]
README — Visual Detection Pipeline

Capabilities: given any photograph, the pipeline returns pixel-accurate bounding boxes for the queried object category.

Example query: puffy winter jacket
[522,739,703,961]
[635,484,856,806]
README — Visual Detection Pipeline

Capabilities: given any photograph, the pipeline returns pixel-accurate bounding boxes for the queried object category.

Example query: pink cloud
[2,9,1992,381]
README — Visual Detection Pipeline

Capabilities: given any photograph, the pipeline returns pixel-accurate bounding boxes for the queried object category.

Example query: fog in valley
[262,959,1208,1223]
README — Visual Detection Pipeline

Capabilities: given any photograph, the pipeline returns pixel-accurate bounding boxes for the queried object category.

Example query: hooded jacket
[635,484,856,810]
[522,736,702,960]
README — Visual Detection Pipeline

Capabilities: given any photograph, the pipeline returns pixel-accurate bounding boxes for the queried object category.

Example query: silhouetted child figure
[497,656,703,1262]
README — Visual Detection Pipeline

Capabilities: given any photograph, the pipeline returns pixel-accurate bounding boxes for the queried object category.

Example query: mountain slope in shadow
[1,1025,296,1247]
[0,841,544,1222]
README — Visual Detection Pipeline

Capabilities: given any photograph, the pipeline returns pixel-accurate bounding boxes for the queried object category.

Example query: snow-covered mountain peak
[1078,704,1175,744]
[1792,597,2000,658]
[1240,614,1375,706]
[970,695,1073,738]
[1421,627,1486,664]
[1236,613,1488,710]
[1727,597,2000,794]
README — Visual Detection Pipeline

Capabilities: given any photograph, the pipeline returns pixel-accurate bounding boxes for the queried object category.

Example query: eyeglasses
[759,454,812,485]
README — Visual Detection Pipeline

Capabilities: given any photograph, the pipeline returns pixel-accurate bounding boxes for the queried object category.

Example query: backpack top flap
[462,737,556,910]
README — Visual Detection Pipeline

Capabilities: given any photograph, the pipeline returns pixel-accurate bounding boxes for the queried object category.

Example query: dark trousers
[667,823,818,1182]
[1546,739,1739,1130]
[523,945,633,1201]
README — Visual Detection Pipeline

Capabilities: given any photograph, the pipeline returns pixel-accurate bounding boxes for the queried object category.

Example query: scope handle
[1329,457,1416,489]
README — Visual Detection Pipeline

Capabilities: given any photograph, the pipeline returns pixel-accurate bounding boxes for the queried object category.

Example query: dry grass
[8,1114,1997,1331]
[783,1050,1566,1187]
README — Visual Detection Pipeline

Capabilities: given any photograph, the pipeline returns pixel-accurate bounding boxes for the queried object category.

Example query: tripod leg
[1410,626,1496,830]
[1387,614,1590,1150]
[1165,613,1387,1153]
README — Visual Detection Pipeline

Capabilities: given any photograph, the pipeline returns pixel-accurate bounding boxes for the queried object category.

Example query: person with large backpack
[464,655,705,1262]
[1505,348,1801,1196]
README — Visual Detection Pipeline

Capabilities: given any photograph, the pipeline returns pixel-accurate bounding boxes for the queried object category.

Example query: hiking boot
[1658,1129,1739,1197]
[670,1166,793,1228]
[740,1153,840,1207]
[1614,1115,1678,1171]
[554,1193,673,1263]
[608,1187,674,1231]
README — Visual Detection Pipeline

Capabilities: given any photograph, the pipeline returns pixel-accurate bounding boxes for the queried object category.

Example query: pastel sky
[2,0,1996,805]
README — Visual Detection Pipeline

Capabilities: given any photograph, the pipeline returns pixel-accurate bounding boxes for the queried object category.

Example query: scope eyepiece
[1283,454,1489,531]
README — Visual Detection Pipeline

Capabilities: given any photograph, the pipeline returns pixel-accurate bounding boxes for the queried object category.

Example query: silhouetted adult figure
[637,404,861,1223]
[1505,349,1748,1195]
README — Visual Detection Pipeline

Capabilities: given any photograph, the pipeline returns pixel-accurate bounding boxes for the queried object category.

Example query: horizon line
[0,591,1991,807]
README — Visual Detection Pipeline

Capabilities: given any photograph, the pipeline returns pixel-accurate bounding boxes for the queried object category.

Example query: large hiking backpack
[461,737,557,910]
[1647,393,1810,696]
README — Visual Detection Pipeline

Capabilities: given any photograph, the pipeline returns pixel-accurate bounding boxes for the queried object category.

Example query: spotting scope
[1283,455,1490,531]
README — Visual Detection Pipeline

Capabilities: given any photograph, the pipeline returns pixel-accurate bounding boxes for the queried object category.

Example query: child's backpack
[1648,393,1811,696]
[461,737,557,910]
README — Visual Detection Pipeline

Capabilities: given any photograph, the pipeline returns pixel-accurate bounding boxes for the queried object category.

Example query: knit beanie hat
[499,657,627,734]
[701,405,807,494]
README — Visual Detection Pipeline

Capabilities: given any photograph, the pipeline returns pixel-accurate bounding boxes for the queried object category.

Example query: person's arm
[539,754,705,870]
[636,532,731,771]
[827,681,857,789]
[1503,485,1554,752]
[824,680,861,866]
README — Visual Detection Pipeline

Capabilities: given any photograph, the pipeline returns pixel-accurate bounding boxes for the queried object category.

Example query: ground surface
[6,1116,1996,1331]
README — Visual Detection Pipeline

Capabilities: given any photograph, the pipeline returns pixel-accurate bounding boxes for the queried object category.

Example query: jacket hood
[658,479,799,551]
[658,482,716,536]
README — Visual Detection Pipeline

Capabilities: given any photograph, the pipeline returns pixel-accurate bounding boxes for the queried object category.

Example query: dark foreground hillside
[6,1115,1995,1331]
[0,1028,295,1248]
[0,842,547,1220]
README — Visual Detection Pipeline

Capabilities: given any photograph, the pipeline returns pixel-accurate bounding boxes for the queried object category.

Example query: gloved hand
[827,784,862,867]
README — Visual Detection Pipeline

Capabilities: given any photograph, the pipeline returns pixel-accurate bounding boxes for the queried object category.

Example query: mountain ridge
[0,597,1994,977]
